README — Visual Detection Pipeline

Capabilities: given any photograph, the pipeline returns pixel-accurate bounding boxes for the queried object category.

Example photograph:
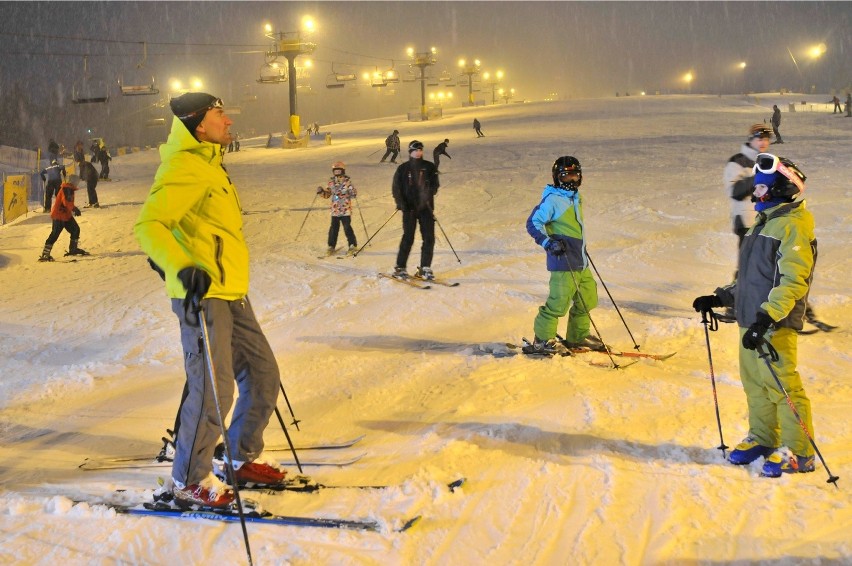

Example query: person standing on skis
[391,140,440,281]
[525,156,601,354]
[693,153,817,478]
[135,92,287,509]
[319,161,358,255]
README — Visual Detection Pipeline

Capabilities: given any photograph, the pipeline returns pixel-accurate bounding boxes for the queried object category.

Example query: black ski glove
[742,312,774,350]
[73,207,82,217]
[178,267,212,327]
[692,294,722,314]
[545,238,567,256]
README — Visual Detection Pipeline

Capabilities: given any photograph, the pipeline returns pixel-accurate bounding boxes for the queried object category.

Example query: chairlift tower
[264,26,316,136]
[407,47,438,121]
[458,58,481,106]
[483,70,504,105]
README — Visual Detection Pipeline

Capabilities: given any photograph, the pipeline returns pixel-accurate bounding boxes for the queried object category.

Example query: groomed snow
[0,95,849,565]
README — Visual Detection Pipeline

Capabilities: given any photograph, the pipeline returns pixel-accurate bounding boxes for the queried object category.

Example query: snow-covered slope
[1,95,849,565]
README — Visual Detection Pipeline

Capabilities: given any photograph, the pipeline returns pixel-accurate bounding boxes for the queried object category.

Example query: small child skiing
[319,161,358,255]
[525,156,601,354]
[38,174,89,261]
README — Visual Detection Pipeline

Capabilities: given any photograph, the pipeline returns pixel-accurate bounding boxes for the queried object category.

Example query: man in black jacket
[391,140,440,280]
[432,139,451,172]
[770,105,784,144]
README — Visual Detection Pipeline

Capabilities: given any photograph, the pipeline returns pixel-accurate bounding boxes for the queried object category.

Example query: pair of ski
[79,477,466,533]
[509,338,675,368]
[378,272,459,289]
[316,247,356,260]
[79,434,366,471]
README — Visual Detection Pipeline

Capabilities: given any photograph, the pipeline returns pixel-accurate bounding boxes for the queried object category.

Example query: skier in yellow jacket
[134,92,286,508]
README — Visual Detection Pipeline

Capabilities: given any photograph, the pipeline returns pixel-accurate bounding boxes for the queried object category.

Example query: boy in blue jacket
[526,156,600,354]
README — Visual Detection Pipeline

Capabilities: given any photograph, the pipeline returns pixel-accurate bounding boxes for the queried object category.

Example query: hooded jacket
[51,182,79,221]
[526,184,587,271]
[716,200,816,330]
[134,117,249,301]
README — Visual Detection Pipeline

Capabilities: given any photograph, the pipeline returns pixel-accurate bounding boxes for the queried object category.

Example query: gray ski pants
[170,297,280,486]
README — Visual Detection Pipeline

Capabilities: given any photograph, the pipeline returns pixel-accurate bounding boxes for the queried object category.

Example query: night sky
[1,1,849,147]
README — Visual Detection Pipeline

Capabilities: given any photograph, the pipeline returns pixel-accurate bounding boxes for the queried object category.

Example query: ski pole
[433,215,461,263]
[197,303,254,565]
[352,209,398,257]
[756,341,839,488]
[586,250,640,351]
[368,147,382,158]
[353,196,369,241]
[279,381,301,430]
[295,191,320,241]
[272,407,302,473]
[565,268,622,369]
[701,309,729,458]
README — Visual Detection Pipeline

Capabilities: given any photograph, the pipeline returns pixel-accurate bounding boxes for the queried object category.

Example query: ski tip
[448,477,467,492]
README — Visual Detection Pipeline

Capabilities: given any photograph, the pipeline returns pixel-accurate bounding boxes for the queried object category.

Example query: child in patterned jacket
[319,161,358,255]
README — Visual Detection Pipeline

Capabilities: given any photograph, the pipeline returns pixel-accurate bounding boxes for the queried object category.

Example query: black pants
[380,149,399,162]
[772,126,783,143]
[45,218,80,246]
[86,178,99,206]
[328,215,357,248]
[396,209,435,269]
[99,162,110,179]
[433,153,441,170]
[44,179,61,210]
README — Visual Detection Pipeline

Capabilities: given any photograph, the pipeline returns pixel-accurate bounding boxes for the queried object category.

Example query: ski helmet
[332,161,345,174]
[752,153,806,202]
[408,140,424,152]
[552,156,582,190]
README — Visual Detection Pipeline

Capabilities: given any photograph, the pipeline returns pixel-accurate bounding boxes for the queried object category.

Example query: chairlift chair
[71,56,110,104]
[258,61,287,84]
[401,70,417,83]
[325,73,345,89]
[118,43,159,96]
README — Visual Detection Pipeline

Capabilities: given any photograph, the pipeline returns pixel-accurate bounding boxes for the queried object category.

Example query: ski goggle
[177,97,224,120]
[754,153,780,174]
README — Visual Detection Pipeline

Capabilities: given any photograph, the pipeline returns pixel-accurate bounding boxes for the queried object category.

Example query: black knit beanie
[170,92,218,137]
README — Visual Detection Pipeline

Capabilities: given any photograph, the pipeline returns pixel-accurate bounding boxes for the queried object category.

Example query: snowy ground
[1,95,850,565]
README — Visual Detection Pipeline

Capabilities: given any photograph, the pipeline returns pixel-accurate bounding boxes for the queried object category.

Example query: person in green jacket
[693,153,817,478]
[134,92,286,508]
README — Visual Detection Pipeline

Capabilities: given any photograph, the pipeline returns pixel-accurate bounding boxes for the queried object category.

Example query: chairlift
[258,61,287,84]
[458,76,470,88]
[325,73,345,89]
[118,42,159,96]
[369,69,387,88]
[439,70,452,82]
[71,56,110,104]
[426,74,439,87]
[401,69,417,83]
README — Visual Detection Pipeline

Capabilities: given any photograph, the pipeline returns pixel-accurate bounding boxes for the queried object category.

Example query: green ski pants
[738,327,814,457]
[533,268,598,343]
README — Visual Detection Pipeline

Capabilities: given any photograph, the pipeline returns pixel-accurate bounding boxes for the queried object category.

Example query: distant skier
[770,105,784,144]
[73,140,85,165]
[78,160,100,208]
[432,139,451,171]
[40,159,67,212]
[319,161,358,255]
[380,129,400,163]
[831,95,841,113]
[473,118,484,137]
[693,153,817,478]
[525,156,601,355]
[96,145,111,179]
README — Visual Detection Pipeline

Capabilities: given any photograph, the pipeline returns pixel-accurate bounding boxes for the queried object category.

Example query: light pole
[407,47,438,121]
[807,43,826,94]
[263,17,316,137]
[458,58,481,106]
[683,71,694,94]
[499,87,515,104]
[483,70,503,105]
